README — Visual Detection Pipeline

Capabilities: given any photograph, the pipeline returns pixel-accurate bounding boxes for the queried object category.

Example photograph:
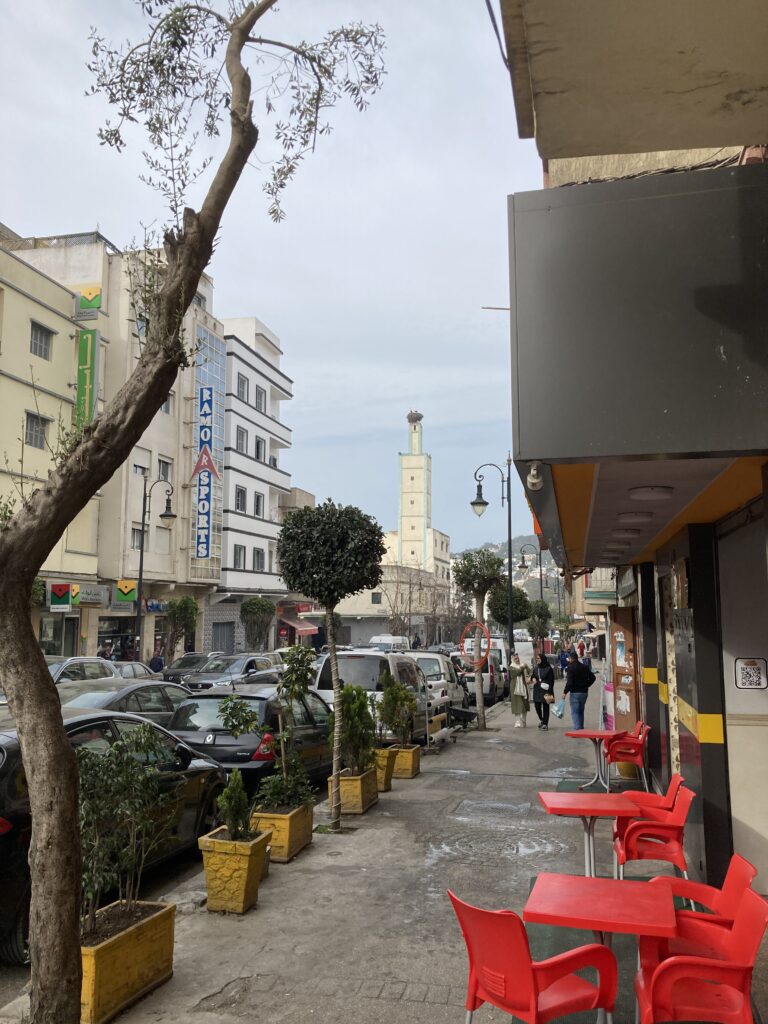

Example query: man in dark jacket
[563,652,596,730]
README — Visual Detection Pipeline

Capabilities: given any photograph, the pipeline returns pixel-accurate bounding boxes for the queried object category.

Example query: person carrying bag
[532,652,555,731]
[509,654,530,728]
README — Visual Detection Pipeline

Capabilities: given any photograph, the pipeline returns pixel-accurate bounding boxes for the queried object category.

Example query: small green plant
[253,756,314,814]
[368,671,398,745]
[330,685,376,774]
[78,723,174,939]
[378,676,417,748]
[217,768,251,841]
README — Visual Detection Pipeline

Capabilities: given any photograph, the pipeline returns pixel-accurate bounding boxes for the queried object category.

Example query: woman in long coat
[509,653,530,728]
[532,652,555,730]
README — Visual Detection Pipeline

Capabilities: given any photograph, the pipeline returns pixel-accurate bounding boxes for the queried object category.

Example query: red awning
[279,613,318,637]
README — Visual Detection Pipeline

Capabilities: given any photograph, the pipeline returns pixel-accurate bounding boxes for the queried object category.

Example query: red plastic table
[565,729,626,790]
[538,791,641,876]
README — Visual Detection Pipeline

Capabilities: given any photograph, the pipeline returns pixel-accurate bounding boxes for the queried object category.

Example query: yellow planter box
[328,766,378,814]
[392,744,421,779]
[198,826,272,914]
[375,748,397,792]
[80,901,175,1024]
[250,803,313,863]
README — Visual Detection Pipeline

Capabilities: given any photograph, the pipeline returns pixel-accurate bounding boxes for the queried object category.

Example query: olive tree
[240,595,275,651]
[277,499,385,830]
[452,549,504,730]
[164,595,199,662]
[527,599,552,649]
[0,7,384,1021]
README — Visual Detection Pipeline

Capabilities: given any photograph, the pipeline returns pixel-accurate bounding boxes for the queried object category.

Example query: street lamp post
[134,472,176,661]
[518,543,544,602]
[469,454,516,655]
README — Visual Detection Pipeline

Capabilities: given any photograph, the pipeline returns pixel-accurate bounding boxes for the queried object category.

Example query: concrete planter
[250,803,313,863]
[375,748,397,792]
[198,826,272,914]
[80,901,175,1024]
[328,767,378,814]
[392,744,421,779]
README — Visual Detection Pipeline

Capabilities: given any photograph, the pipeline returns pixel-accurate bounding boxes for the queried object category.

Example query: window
[162,685,189,709]
[131,526,145,550]
[212,621,235,654]
[157,458,172,483]
[67,722,114,752]
[253,547,265,572]
[254,492,264,518]
[254,386,266,413]
[83,662,113,680]
[30,322,53,360]
[160,394,174,415]
[24,413,48,450]
[234,544,246,570]
[133,463,147,475]
[371,592,382,605]
[235,485,247,513]
[255,437,265,462]
[305,692,330,725]
[192,291,206,310]
[135,687,168,713]
[237,373,249,403]
[290,698,312,725]
[236,426,248,453]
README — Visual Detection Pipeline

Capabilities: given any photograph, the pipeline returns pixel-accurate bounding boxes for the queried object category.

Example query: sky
[0,0,542,552]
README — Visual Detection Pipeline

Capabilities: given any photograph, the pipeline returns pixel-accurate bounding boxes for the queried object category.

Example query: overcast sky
[0,0,542,552]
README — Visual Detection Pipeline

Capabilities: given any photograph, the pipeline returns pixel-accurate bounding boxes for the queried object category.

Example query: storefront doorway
[39,614,80,656]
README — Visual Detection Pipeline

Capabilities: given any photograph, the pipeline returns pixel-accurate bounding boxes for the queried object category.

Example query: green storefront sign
[76,329,99,426]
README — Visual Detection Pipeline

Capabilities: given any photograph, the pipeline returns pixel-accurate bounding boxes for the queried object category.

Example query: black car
[182,654,279,691]
[0,708,226,965]
[56,679,191,727]
[162,651,224,684]
[168,684,333,793]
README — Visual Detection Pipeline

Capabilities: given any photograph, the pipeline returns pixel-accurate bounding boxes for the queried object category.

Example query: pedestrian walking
[532,652,555,730]
[563,651,596,730]
[509,653,530,728]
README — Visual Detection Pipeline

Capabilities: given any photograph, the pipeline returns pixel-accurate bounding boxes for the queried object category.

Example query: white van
[367,635,410,652]
[461,633,509,672]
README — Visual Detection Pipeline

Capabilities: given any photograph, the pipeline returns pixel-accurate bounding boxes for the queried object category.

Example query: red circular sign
[459,620,492,671]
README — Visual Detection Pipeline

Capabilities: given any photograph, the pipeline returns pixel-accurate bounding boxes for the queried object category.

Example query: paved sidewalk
[2,702,765,1023]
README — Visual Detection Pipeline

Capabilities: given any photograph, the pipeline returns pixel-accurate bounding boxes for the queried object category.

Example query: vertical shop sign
[75,329,99,426]
[191,386,219,559]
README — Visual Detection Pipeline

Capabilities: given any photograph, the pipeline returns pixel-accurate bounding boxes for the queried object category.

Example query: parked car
[450,648,505,706]
[182,654,279,691]
[0,707,226,965]
[259,651,285,673]
[162,651,225,684]
[407,651,467,708]
[366,634,411,652]
[114,660,161,680]
[45,656,120,683]
[314,650,430,742]
[56,679,191,727]
[167,685,333,794]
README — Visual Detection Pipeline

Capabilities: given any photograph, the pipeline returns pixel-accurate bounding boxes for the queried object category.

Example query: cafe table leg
[579,739,603,791]
[587,816,599,877]
[580,817,593,876]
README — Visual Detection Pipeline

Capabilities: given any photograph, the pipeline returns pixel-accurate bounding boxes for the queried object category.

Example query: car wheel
[0,900,29,966]
[196,786,224,840]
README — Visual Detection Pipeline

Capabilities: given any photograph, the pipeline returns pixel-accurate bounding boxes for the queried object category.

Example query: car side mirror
[174,743,193,768]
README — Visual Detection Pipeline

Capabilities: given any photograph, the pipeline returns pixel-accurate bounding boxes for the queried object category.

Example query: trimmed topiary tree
[452,549,504,730]
[277,499,385,830]
[240,595,275,651]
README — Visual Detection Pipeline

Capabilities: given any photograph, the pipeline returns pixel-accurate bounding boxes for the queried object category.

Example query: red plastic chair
[635,887,768,1024]
[448,890,617,1024]
[604,726,651,791]
[640,854,758,966]
[613,786,695,879]
[612,774,685,842]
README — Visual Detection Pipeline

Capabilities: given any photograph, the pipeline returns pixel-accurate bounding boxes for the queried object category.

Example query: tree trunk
[473,596,487,730]
[0,587,82,1024]
[326,607,342,830]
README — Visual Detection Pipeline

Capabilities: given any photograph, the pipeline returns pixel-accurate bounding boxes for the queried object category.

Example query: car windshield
[57,681,122,707]
[170,697,267,732]
[170,654,208,671]
[337,657,387,691]
[415,657,442,680]
[197,656,242,674]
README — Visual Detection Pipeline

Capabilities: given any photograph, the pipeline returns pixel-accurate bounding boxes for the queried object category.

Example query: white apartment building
[203,317,294,653]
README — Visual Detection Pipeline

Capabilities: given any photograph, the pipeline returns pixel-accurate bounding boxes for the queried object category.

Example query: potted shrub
[78,724,178,1024]
[250,645,316,862]
[198,696,271,913]
[369,674,398,792]
[385,678,421,779]
[328,685,378,813]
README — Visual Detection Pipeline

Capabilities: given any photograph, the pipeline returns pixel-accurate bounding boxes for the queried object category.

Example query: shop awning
[279,613,318,637]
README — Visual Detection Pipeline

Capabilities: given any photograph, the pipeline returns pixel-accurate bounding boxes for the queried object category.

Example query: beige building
[0,239,101,655]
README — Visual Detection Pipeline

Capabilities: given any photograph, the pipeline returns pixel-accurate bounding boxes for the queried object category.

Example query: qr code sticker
[735,658,767,690]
